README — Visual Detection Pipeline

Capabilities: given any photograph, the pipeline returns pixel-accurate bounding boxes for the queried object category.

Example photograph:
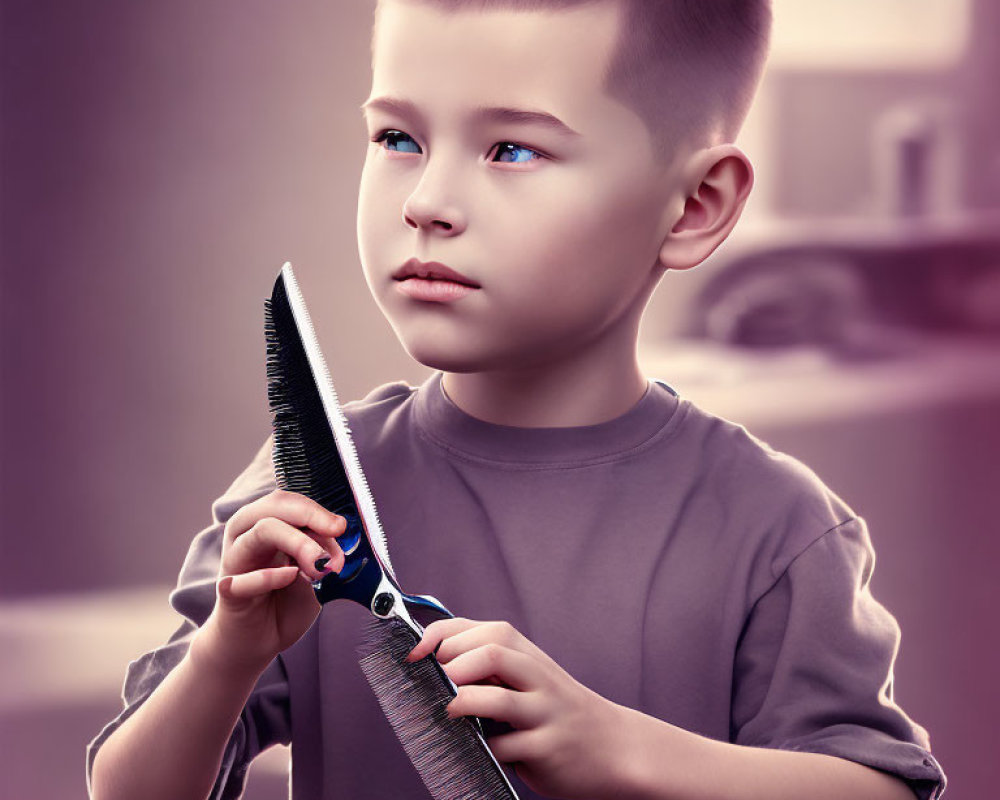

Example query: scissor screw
[373,592,395,616]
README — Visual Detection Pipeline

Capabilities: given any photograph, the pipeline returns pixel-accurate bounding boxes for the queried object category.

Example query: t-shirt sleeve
[85,435,288,800]
[730,516,947,800]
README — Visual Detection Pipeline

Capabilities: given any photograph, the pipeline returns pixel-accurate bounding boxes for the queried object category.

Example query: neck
[440,349,649,429]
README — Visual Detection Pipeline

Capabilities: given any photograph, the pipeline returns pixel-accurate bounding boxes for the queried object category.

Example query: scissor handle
[312,512,453,625]
[311,511,384,609]
[314,518,512,741]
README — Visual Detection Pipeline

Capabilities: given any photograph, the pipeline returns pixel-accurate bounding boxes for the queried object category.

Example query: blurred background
[1,0,997,797]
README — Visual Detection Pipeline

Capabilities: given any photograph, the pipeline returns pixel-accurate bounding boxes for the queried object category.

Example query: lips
[392,258,480,288]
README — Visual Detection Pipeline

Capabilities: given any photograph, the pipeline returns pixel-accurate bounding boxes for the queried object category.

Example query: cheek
[357,166,401,267]
[505,180,655,291]
[358,162,387,228]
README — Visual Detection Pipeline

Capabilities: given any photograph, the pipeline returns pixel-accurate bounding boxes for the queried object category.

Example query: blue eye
[373,129,421,154]
[372,130,543,164]
[491,142,542,164]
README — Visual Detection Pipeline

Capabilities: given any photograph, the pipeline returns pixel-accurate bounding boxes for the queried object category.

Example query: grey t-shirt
[87,371,946,799]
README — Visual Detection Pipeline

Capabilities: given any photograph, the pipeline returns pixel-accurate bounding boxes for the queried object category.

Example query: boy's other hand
[197,490,347,676]
[407,618,630,800]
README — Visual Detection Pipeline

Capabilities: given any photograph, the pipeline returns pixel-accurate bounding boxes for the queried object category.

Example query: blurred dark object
[688,211,1000,355]
[701,254,870,350]
[872,103,962,220]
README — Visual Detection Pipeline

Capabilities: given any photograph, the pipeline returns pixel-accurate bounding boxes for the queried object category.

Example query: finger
[446,684,543,730]
[431,620,535,665]
[485,729,539,764]
[442,644,543,692]
[406,617,482,662]
[228,517,344,580]
[218,565,301,600]
[225,490,346,546]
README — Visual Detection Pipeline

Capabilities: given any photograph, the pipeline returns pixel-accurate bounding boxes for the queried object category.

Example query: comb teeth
[358,618,520,800]
[268,264,397,580]
[264,284,355,514]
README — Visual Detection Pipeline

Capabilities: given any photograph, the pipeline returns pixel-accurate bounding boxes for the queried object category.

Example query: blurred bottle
[872,102,962,219]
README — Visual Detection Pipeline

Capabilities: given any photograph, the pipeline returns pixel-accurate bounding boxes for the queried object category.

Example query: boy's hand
[197,490,347,676]
[407,618,630,800]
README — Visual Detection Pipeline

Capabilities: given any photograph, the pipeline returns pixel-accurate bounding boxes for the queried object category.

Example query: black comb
[264,267,356,517]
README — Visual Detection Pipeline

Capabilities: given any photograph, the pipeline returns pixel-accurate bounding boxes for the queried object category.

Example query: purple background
[1,1,997,798]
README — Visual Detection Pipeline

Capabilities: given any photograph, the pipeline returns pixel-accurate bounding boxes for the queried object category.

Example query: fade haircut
[373,0,772,160]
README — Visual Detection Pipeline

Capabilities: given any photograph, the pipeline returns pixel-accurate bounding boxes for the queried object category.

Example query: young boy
[88,1,946,798]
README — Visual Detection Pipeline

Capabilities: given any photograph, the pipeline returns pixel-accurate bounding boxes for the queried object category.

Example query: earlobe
[658,145,754,271]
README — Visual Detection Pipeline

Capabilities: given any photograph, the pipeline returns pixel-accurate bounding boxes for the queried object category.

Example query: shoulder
[340,379,418,443]
[210,434,279,525]
[342,379,416,415]
[214,380,415,515]
[672,397,859,580]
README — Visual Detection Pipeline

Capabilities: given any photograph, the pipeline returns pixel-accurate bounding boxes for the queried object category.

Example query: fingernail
[314,553,333,572]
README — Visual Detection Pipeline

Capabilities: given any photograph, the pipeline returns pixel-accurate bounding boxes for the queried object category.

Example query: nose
[401,166,467,236]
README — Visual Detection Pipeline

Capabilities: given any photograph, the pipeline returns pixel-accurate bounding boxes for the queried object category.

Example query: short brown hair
[374,0,772,158]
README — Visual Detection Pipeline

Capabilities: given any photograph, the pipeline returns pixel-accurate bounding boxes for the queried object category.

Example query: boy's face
[358,0,686,374]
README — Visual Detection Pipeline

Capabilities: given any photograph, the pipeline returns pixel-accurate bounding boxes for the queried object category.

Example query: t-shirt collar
[412,370,682,466]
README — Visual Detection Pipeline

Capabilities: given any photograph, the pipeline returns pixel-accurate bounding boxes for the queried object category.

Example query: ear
[657,144,754,271]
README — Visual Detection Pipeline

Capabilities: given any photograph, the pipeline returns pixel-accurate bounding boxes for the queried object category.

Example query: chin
[381,307,548,373]
[403,337,565,376]
[402,342,486,374]
[396,332,514,374]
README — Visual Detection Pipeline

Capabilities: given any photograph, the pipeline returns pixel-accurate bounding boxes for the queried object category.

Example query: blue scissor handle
[311,513,511,740]
[311,511,452,623]
[311,511,383,606]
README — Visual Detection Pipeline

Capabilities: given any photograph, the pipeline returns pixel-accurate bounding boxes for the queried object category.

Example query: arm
[90,490,347,800]
[616,704,916,800]
[90,620,271,800]
[409,609,938,800]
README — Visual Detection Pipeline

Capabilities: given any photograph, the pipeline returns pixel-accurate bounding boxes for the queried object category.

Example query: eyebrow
[360,95,581,139]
